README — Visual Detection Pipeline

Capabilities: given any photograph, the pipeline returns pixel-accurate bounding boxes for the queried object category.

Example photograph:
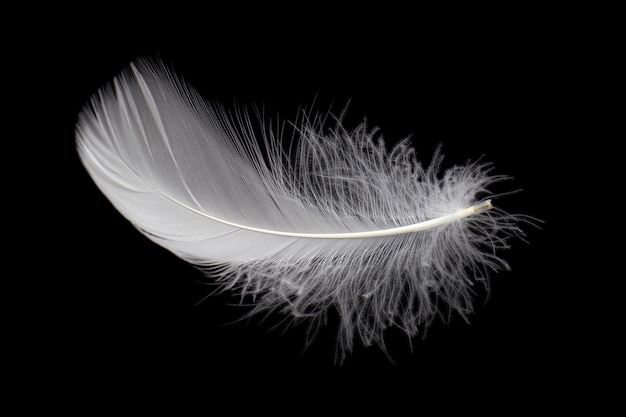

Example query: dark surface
[19,11,600,409]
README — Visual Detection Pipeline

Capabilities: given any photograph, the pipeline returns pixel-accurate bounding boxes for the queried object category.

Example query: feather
[76,58,525,361]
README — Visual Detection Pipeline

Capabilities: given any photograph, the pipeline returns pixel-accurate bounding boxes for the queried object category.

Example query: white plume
[76,58,524,361]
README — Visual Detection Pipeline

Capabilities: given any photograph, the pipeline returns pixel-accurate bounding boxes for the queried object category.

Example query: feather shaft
[153,182,494,238]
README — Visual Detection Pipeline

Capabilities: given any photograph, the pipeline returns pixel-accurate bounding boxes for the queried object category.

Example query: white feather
[76,58,524,361]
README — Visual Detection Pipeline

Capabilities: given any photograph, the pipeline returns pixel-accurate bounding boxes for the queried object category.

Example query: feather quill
[76,58,524,361]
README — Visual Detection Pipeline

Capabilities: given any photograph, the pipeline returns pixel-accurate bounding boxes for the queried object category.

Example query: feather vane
[77,59,523,360]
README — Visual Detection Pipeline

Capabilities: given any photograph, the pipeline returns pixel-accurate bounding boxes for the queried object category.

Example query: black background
[17,6,606,410]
